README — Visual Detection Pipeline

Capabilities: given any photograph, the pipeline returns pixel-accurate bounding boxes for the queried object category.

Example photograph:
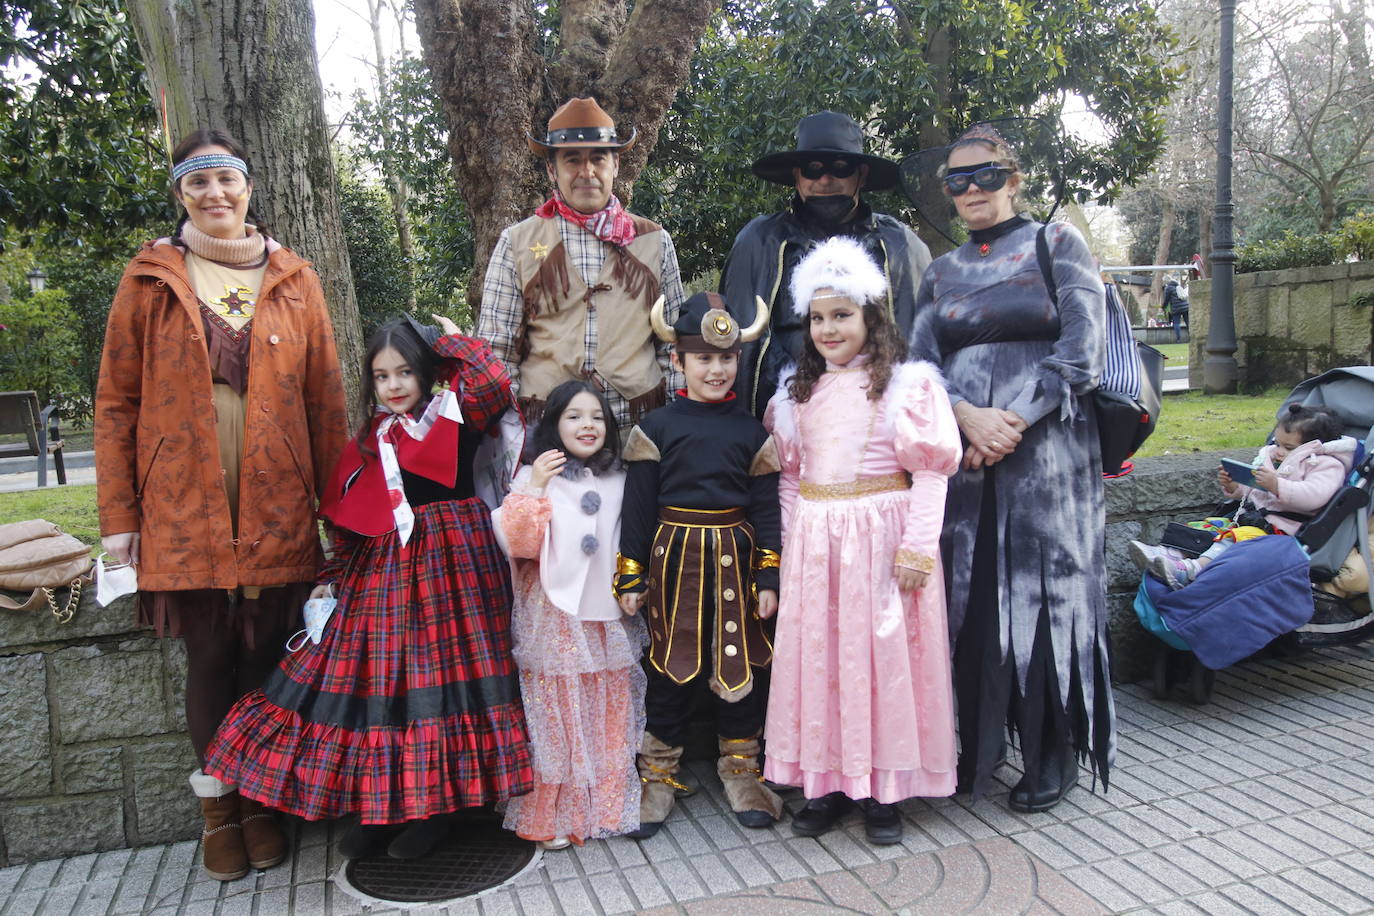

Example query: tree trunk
[1151,198,1175,307]
[125,0,364,396]
[413,0,719,314]
[1198,204,1213,277]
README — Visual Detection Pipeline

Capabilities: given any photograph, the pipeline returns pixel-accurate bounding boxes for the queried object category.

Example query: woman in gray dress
[909,126,1113,812]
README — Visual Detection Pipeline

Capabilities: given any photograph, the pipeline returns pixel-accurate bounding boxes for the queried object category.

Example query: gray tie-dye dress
[909,216,1115,797]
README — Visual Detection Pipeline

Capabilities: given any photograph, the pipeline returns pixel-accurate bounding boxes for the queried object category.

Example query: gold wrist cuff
[754,548,781,571]
[895,550,935,574]
[616,554,645,577]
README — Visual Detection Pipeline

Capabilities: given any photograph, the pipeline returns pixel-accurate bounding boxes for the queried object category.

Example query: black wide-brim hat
[752,111,900,191]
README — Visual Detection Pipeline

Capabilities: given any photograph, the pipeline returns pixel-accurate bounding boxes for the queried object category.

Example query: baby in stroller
[1131,404,1356,589]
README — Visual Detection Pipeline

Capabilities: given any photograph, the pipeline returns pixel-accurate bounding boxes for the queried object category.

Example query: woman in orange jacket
[94,128,349,881]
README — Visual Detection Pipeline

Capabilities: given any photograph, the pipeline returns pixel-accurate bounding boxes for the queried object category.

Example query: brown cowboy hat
[527,97,638,155]
[752,111,900,191]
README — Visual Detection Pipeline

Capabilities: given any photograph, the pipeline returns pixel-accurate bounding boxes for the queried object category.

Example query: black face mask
[796,193,858,227]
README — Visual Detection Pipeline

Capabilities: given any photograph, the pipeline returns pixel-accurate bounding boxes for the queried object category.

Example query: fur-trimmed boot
[716,735,782,828]
[625,732,686,840]
[189,770,248,881]
[238,795,287,870]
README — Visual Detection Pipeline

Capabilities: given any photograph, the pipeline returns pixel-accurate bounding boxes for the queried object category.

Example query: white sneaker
[539,837,571,851]
[1129,541,1180,572]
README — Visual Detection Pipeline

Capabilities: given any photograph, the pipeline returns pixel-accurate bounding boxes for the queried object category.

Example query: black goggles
[942,163,1012,196]
[798,158,859,180]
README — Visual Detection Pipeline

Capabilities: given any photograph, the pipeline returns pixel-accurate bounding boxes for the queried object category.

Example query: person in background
[1162,275,1189,342]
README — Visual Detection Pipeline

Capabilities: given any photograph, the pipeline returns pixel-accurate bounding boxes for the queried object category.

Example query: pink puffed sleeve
[499,467,552,559]
[892,367,962,572]
[764,393,802,541]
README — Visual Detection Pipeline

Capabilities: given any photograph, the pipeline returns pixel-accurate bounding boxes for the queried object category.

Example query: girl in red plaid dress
[206,316,532,861]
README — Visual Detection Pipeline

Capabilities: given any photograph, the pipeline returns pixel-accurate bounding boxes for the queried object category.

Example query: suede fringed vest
[507,214,665,412]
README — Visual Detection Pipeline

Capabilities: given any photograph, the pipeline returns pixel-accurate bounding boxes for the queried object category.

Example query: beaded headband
[172,154,249,182]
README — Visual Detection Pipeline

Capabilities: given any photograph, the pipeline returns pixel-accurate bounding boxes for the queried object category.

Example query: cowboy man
[720,110,931,416]
[477,97,687,439]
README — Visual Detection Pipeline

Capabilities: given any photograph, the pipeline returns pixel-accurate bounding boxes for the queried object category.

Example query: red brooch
[978,243,991,257]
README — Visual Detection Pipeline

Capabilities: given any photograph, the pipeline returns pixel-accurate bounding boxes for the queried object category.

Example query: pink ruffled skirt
[764,488,957,803]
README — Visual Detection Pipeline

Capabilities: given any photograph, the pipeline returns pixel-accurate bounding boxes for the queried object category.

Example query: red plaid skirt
[205,497,533,824]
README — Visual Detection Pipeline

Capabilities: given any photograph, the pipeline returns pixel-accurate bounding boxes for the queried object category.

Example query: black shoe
[860,799,902,845]
[735,809,775,829]
[1008,743,1078,813]
[791,792,855,837]
[625,821,663,840]
[387,815,449,859]
[336,819,392,859]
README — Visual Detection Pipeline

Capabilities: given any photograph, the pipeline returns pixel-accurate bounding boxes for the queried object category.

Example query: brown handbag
[0,519,93,622]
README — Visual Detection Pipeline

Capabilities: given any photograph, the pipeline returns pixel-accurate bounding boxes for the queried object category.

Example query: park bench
[0,391,67,487]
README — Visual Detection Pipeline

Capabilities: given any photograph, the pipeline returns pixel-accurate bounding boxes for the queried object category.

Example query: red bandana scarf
[535,189,637,248]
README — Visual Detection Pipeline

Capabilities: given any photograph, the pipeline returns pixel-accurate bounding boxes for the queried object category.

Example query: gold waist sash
[799,471,909,502]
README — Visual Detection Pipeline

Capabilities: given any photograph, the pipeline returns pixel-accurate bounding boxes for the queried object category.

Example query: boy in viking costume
[614,290,783,837]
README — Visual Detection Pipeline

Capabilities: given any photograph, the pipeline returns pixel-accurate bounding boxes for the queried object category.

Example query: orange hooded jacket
[95,240,349,592]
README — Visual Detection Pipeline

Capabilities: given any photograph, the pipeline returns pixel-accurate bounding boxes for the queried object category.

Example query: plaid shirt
[477,215,686,433]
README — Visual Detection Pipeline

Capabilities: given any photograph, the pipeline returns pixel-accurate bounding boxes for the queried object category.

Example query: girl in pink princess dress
[492,380,646,850]
[763,236,962,846]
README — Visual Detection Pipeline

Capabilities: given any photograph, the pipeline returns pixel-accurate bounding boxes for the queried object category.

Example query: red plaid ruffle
[206,496,532,823]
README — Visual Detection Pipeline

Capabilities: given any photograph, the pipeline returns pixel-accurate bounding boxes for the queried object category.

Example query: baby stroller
[1138,367,1374,704]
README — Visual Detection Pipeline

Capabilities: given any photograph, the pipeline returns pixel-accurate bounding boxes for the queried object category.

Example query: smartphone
[1219,457,1260,489]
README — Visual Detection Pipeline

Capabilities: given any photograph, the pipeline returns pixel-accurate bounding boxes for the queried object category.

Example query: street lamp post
[25,268,47,294]
[1205,0,1240,393]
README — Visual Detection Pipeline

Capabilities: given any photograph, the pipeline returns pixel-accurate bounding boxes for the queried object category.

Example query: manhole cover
[344,818,536,903]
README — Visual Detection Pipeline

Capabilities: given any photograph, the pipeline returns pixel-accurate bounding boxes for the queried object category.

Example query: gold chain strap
[639,761,691,793]
[720,739,763,779]
[44,578,81,624]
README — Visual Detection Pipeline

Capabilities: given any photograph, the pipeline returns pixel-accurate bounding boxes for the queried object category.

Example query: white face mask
[286,596,338,652]
[94,554,138,607]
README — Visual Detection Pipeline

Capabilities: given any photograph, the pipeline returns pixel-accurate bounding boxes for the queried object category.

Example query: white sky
[313,0,411,124]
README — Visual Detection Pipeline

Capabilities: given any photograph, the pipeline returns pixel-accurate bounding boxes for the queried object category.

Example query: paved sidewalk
[7,644,1374,914]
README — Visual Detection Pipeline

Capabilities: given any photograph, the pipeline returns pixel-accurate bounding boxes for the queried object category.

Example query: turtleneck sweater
[180,222,267,266]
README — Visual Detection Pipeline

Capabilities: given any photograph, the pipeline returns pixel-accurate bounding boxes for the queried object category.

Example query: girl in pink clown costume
[492,380,646,849]
[763,236,962,846]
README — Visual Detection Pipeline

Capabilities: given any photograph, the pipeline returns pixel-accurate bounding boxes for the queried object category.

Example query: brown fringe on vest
[628,384,667,423]
[609,246,661,307]
[517,243,572,362]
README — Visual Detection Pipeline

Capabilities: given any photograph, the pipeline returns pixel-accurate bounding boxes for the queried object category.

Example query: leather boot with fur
[189,770,248,881]
[238,795,287,870]
[626,732,685,840]
[716,735,782,828]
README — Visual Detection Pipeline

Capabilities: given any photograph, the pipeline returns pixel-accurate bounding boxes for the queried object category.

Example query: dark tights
[174,592,300,766]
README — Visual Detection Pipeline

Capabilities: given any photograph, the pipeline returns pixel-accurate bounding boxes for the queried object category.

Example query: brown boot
[239,795,287,869]
[717,735,782,828]
[189,770,248,881]
[625,732,686,840]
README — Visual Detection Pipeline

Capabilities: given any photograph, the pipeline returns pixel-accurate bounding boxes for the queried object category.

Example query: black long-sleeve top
[620,394,781,592]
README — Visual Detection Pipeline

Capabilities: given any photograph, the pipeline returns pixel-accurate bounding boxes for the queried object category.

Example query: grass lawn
[1153,342,1190,364]
[0,483,100,549]
[1135,388,1290,458]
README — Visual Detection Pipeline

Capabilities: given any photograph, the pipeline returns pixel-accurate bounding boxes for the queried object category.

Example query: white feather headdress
[789,236,887,317]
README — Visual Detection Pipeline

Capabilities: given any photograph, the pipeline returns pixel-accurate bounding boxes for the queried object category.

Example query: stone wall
[0,594,198,867]
[0,448,1262,864]
[1188,262,1374,390]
